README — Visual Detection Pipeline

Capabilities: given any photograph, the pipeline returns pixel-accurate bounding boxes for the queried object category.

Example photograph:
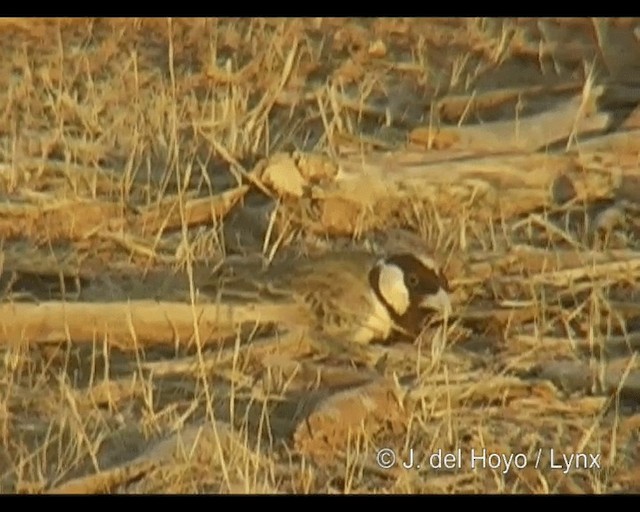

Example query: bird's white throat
[419,287,452,316]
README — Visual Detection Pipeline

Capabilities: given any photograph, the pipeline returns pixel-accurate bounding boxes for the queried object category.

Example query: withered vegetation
[1,18,640,494]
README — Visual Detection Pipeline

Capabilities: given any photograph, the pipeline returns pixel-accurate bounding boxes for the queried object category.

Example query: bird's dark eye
[407,274,419,288]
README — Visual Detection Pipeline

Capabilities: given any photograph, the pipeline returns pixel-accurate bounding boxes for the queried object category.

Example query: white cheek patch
[377,262,410,315]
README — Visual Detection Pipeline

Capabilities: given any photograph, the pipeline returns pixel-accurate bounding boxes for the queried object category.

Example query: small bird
[196,248,452,354]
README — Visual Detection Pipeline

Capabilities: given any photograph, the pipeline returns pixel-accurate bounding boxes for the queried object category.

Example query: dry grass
[1,17,640,494]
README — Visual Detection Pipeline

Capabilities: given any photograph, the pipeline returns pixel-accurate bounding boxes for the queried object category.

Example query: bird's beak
[419,288,452,317]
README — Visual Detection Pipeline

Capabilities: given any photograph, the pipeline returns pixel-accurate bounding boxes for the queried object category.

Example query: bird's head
[369,252,451,337]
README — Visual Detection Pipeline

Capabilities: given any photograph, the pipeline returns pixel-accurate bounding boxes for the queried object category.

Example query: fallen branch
[0,300,306,347]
